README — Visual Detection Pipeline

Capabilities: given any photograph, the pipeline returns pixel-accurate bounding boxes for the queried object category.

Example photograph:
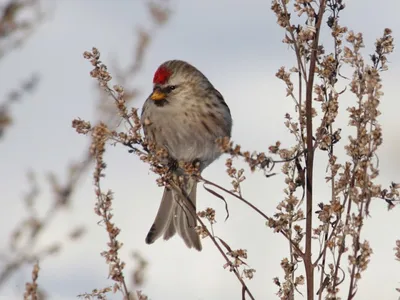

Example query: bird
[141,60,232,251]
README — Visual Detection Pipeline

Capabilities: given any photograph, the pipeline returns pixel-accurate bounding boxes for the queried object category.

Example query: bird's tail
[145,177,202,251]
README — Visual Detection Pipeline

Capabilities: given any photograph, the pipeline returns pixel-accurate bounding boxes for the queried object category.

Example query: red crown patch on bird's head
[153,66,171,84]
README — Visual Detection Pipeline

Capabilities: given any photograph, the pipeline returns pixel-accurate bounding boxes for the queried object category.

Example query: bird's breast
[142,103,226,168]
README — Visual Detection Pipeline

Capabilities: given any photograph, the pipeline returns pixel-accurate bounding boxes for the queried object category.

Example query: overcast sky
[1,0,400,299]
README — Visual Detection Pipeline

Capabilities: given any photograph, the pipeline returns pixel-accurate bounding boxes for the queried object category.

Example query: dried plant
[1,1,170,299]
[74,1,174,299]
[0,0,46,138]
[76,46,260,299]
[0,1,87,291]
[0,168,87,291]
[268,1,396,299]
[0,0,47,59]
[23,262,40,300]
[395,240,400,293]
[72,1,399,300]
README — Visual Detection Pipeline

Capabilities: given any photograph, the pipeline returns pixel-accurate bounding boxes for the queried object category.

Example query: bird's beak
[150,90,166,101]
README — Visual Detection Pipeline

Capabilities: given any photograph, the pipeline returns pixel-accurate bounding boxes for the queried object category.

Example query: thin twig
[200,176,305,258]
[168,180,255,300]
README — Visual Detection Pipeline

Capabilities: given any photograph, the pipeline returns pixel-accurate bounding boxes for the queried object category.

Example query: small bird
[141,60,232,251]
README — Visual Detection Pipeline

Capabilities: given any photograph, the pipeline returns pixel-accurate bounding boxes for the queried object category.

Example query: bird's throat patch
[153,99,168,107]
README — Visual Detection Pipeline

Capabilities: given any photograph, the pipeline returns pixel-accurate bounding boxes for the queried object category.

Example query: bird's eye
[168,85,177,92]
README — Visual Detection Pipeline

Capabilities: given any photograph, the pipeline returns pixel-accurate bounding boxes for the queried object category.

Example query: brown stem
[96,181,130,298]
[200,176,305,258]
[168,180,255,300]
[317,227,329,300]
[289,220,295,300]
[347,116,374,299]
[197,215,255,300]
[304,2,326,299]
[200,177,269,220]
[280,0,308,83]
[331,162,357,292]
[313,220,338,268]
[317,127,337,298]
[347,208,363,300]
[347,187,367,299]
[332,78,365,292]
[298,67,305,149]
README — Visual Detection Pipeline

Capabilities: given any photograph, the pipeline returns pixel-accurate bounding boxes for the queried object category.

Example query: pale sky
[1,0,400,299]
